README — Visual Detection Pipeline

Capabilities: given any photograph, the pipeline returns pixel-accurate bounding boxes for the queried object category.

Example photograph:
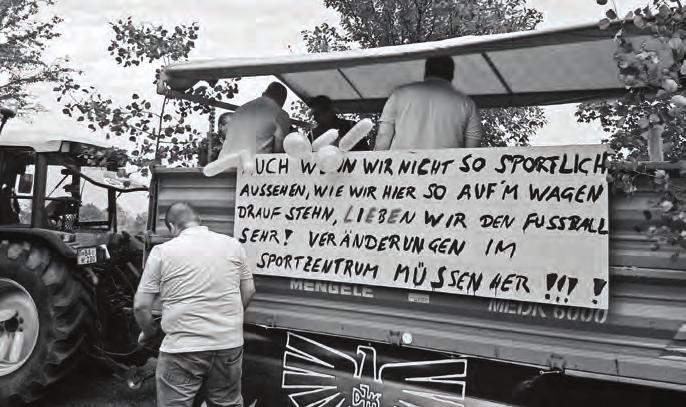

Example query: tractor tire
[0,239,94,406]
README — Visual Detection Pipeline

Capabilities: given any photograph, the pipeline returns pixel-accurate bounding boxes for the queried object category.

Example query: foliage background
[295,0,547,147]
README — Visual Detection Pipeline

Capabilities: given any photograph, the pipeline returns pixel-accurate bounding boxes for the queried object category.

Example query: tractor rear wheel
[0,239,93,406]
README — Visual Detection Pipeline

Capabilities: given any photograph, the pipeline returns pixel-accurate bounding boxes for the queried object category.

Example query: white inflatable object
[240,151,256,175]
[203,149,244,177]
[315,145,344,173]
[283,132,312,159]
[338,118,374,152]
[311,129,339,151]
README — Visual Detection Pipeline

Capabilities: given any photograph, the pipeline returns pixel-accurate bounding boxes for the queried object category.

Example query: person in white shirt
[220,82,290,155]
[134,202,255,407]
[375,56,483,150]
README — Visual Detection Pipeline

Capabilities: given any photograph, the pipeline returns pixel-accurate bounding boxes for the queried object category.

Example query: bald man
[134,203,255,407]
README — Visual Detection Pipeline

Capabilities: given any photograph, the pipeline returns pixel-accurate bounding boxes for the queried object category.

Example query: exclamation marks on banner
[592,278,607,305]
[544,273,578,304]
[283,229,293,246]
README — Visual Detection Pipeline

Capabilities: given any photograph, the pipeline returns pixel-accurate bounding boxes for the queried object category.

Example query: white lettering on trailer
[282,331,467,407]
[488,299,607,324]
[290,279,374,298]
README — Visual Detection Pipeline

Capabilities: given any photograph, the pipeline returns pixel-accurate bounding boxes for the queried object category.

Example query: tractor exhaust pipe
[0,106,17,135]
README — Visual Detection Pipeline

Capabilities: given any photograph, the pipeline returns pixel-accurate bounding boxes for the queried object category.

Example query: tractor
[0,108,151,405]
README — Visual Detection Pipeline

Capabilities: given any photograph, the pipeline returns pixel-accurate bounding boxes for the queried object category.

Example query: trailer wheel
[0,239,93,406]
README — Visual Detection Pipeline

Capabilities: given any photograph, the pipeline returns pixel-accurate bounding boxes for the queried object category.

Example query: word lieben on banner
[235,146,610,309]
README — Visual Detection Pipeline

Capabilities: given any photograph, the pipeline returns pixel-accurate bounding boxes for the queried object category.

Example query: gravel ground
[31,360,157,407]
[28,359,257,407]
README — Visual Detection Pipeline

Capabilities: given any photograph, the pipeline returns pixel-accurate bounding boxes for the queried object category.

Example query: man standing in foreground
[375,56,483,150]
[134,202,255,407]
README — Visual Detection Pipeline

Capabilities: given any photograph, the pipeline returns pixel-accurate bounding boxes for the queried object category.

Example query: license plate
[77,247,98,265]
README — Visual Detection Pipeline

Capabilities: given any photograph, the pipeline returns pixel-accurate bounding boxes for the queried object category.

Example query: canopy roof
[163,21,653,113]
[0,133,109,153]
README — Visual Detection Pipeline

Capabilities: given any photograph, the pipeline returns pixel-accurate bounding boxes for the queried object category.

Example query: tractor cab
[0,133,151,405]
[0,134,147,261]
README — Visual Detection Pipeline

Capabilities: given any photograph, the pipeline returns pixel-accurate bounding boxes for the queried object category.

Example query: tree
[577,2,686,161]
[79,203,106,222]
[297,0,546,146]
[589,1,686,251]
[55,17,240,171]
[0,0,70,113]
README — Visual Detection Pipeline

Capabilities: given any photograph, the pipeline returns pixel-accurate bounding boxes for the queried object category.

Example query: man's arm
[134,292,158,339]
[240,278,256,309]
[464,100,483,148]
[273,111,290,153]
[375,122,395,151]
[374,93,398,151]
[134,247,162,341]
[237,245,255,309]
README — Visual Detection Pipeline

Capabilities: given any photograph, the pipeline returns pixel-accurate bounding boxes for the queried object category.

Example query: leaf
[132,93,139,99]
[597,0,608,4]
[129,136,136,142]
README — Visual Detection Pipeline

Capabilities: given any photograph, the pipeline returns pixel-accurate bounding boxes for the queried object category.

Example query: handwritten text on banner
[235,146,610,309]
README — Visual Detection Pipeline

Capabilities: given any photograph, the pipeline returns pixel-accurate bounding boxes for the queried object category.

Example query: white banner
[235,146,610,309]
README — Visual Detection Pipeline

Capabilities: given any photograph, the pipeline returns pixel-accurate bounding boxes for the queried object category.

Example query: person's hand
[137,331,148,345]
[138,319,162,348]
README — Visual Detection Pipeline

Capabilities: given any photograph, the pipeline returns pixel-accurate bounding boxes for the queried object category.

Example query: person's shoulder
[231,97,260,117]
[395,80,426,93]
[151,237,177,254]
[385,81,424,104]
[239,97,261,109]
[213,232,243,249]
[448,88,477,106]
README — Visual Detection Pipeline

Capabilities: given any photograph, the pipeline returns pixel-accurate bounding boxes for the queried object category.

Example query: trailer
[151,20,686,407]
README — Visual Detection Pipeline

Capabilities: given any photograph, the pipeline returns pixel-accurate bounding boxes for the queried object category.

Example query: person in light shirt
[134,202,255,407]
[375,56,483,150]
[219,81,290,155]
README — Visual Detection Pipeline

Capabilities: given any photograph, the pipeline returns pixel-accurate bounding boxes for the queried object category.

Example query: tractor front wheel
[0,239,93,406]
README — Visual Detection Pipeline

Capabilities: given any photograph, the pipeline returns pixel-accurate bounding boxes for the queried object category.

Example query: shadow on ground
[31,359,157,407]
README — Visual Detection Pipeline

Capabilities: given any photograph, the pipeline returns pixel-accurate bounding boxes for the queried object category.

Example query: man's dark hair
[264,82,288,107]
[424,56,455,81]
[165,202,201,231]
[309,95,333,111]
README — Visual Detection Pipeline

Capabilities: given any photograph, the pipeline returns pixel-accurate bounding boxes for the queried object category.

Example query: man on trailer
[218,81,290,155]
[375,56,483,150]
